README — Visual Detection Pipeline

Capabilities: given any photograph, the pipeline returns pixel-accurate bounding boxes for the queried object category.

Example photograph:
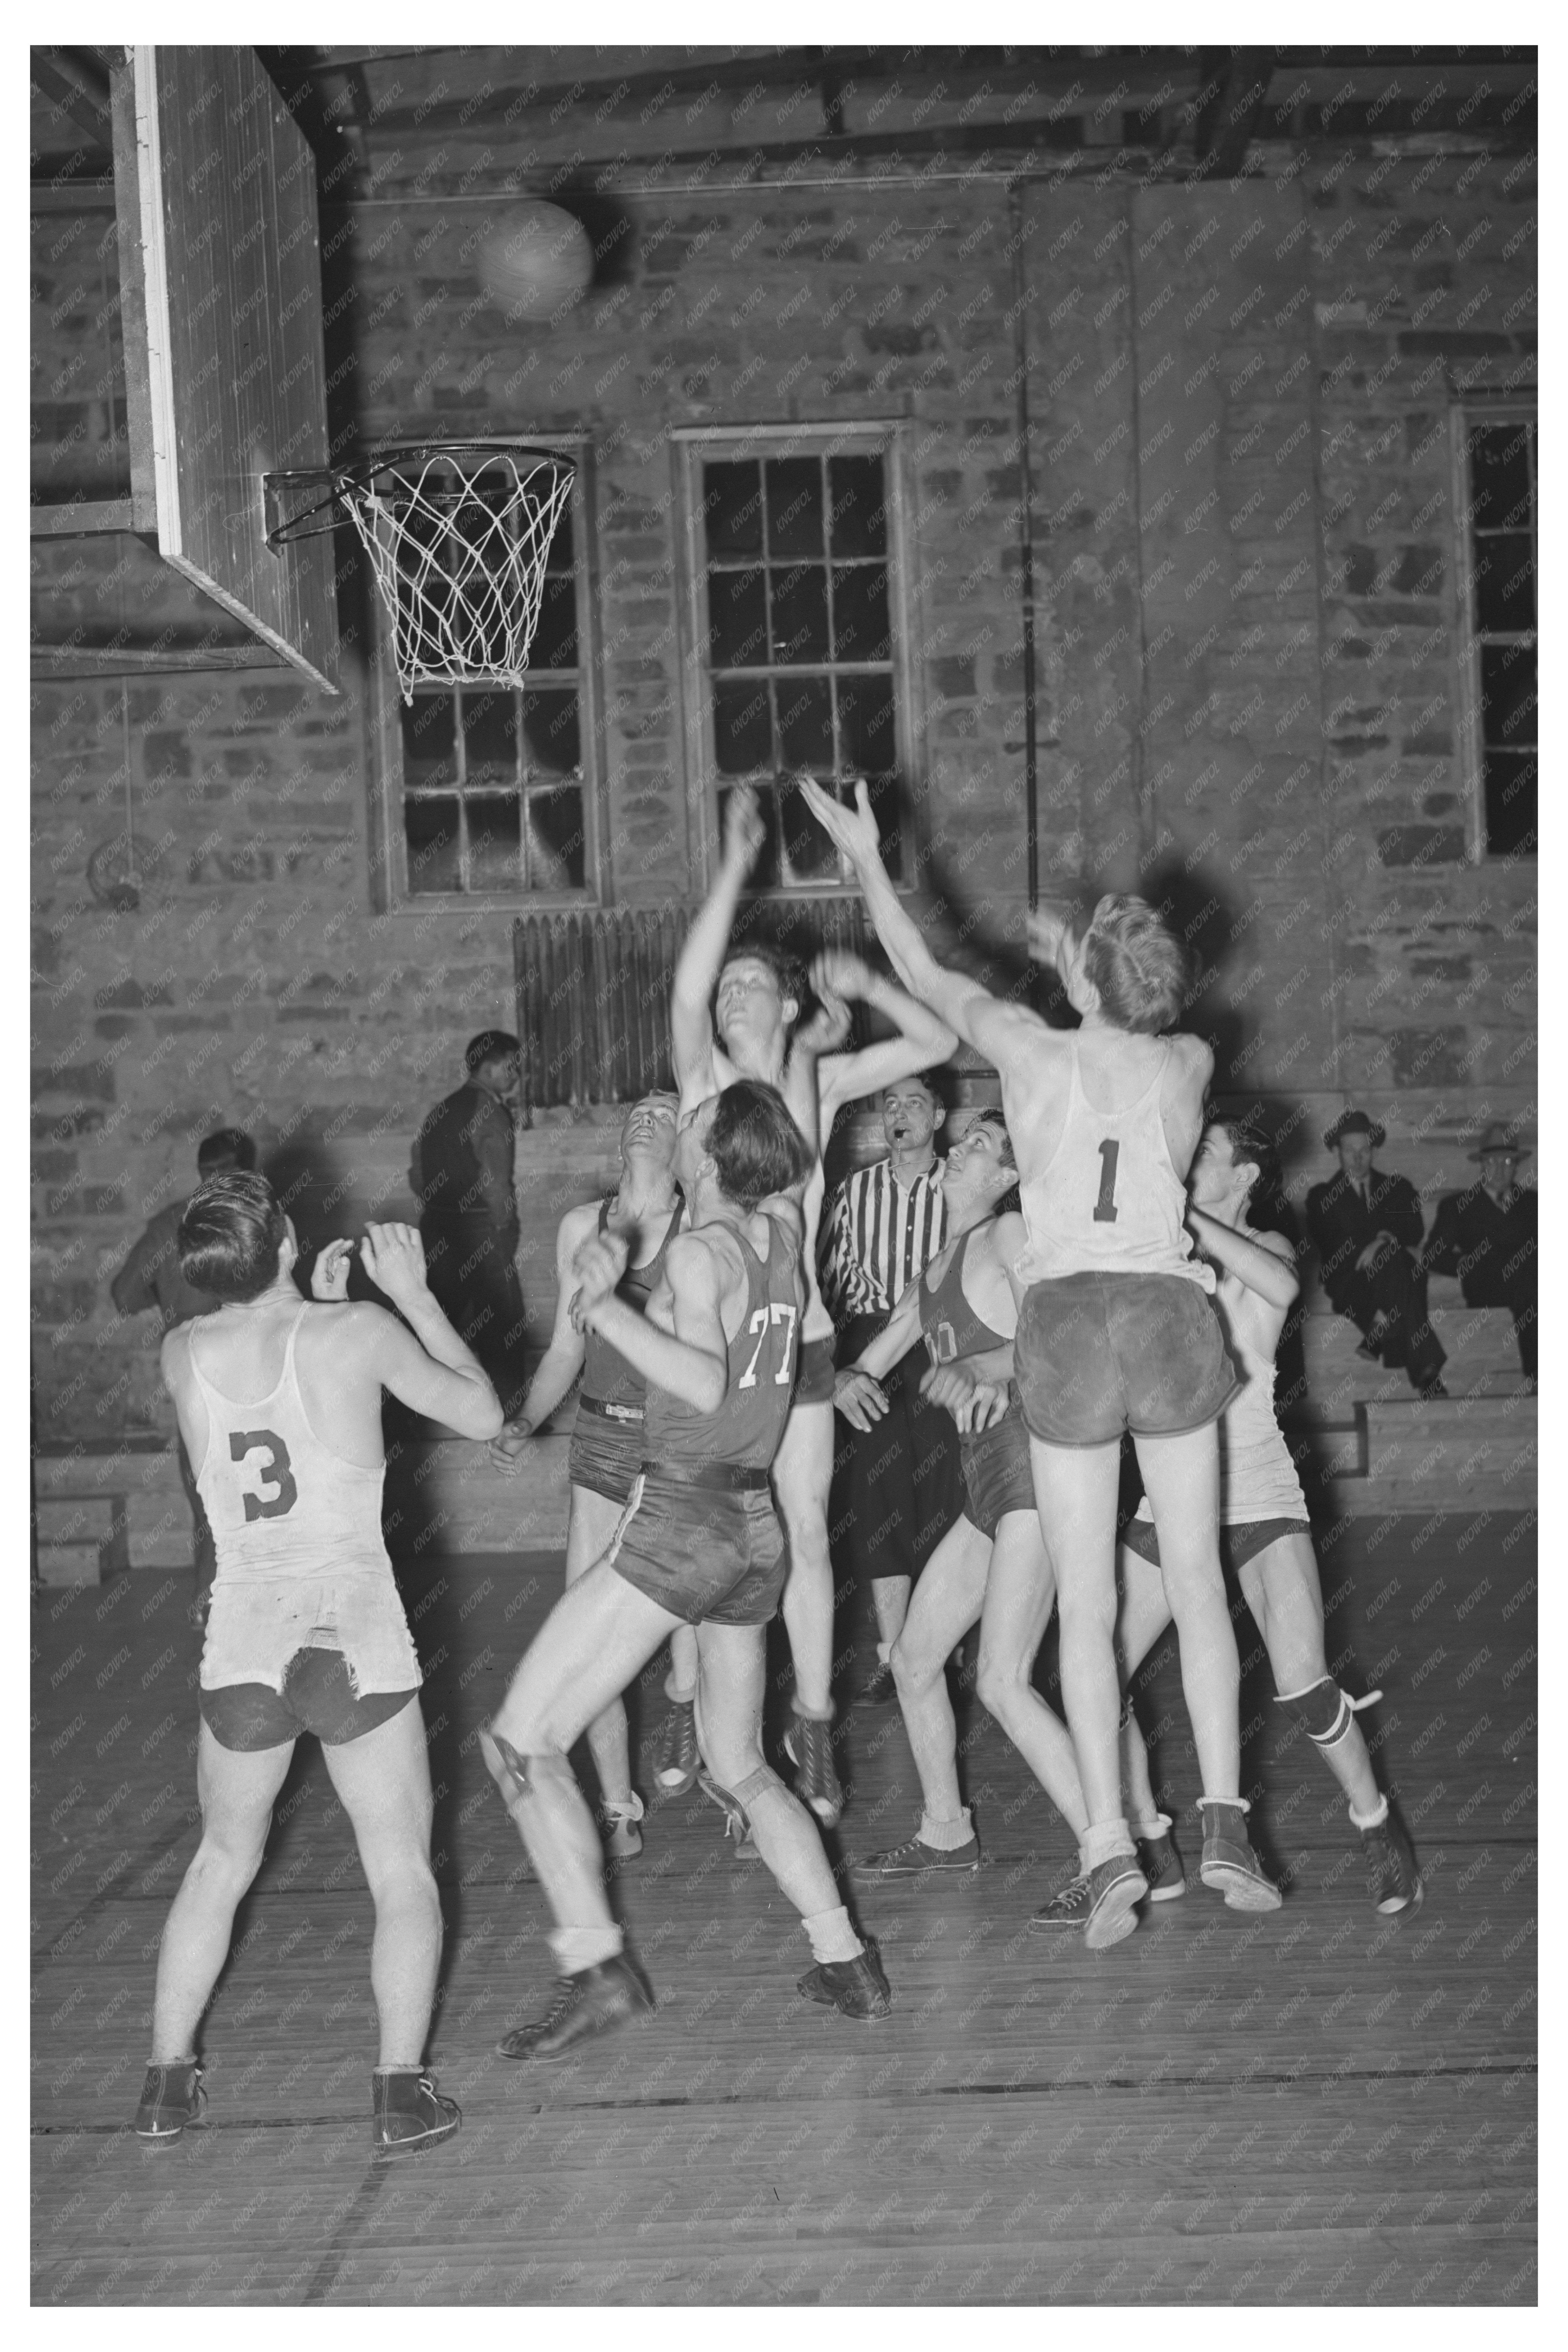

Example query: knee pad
[1275,1677,1381,1751]
[731,1763,789,1811]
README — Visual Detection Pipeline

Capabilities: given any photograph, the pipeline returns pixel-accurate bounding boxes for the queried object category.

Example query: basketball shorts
[200,1647,419,1752]
[1016,1271,1239,1448]
[793,1334,837,1407]
[958,1396,1037,1540]
[607,1470,787,1628]
[568,1394,645,1505]
[1120,1514,1312,1574]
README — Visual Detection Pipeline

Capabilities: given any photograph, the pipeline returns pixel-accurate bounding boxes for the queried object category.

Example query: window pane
[525,784,586,890]
[720,784,780,892]
[832,563,891,661]
[467,792,522,892]
[769,565,830,664]
[1469,426,1532,531]
[461,691,519,786]
[405,795,461,894]
[530,572,578,671]
[544,500,574,574]
[765,457,824,559]
[776,675,834,772]
[780,779,840,883]
[1474,534,1534,634]
[521,688,581,777]
[713,678,772,774]
[703,459,763,557]
[401,693,458,786]
[1480,642,1536,750]
[829,454,887,557]
[708,567,767,668]
[839,675,897,775]
[864,771,905,884]
[1484,751,1537,858]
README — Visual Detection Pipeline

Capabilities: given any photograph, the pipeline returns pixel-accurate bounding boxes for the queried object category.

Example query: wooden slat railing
[513,895,872,1113]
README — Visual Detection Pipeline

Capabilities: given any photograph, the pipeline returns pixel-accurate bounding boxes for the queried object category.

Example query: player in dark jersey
[804,778,1275,1951]
[488,1092,696,1850]
[482,1081,893,2059]
[136,1177,502,2156]
[835,1110,1112,1919]
[672,786,958,1826]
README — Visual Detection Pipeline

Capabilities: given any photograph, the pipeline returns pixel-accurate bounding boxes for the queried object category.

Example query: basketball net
[336,448,575,705]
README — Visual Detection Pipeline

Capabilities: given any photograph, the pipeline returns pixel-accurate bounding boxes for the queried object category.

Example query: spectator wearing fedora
[1421,1124,1537,1390]
[1305,1111,1447,1399]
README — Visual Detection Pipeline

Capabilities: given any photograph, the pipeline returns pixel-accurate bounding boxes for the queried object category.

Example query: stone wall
[30,142,1535,1438]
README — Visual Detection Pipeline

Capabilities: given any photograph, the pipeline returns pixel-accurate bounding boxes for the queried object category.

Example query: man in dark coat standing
[1420,1123,1537,1390]
[411,1031,527,1417]
[1305,1109,1447,1398]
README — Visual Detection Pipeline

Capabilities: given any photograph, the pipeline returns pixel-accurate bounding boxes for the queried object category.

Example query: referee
[821,1073,964,1703]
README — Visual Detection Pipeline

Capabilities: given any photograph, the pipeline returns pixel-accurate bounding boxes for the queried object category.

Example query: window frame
[1449,398,1537,864]
[671,419,924,895]
[368,436,610,911]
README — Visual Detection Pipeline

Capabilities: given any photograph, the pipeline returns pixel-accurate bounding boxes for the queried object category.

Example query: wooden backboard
[123,46,339,692]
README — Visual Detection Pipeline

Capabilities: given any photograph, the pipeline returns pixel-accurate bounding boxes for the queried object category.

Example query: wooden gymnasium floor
[32,1512,1537,2307]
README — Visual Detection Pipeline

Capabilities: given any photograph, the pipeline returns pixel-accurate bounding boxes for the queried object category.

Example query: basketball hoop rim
[264,439,578,548]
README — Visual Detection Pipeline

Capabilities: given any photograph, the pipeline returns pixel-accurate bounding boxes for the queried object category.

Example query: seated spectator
[1421,1123,1537,1391]
[1305,1110,1447,1399]
[111,1127,258,1586]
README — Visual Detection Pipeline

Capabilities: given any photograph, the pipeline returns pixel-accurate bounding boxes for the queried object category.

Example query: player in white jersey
[1113,1120,1422,1914]
[132,1174,502,2156]
[803,777,1276,1949]
[673,784,957,1825]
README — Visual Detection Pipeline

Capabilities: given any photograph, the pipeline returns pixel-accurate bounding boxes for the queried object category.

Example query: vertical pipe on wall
[1006,180,1039,913]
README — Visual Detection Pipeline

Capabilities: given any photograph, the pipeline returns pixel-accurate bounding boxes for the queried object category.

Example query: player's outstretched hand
[810,946,875,1004]
[1024,905,1074,971]
[799,775,883,871]
[311,1238,353,1301]
[359,1222,430,1308]
[796,983,854,1057]
[920,1358,1002,1433]
[571,1230,630,1316]
[489,1418,534,1473]
[834,1367,889,1432]
[722,784,766,877]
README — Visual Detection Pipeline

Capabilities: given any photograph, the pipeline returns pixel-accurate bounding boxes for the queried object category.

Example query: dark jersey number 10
[1092,1138,1120,1223]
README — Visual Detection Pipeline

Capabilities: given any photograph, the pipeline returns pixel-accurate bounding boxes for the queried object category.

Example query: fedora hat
[1323,1108,1386,1151]
[1468,1121,1531,1161]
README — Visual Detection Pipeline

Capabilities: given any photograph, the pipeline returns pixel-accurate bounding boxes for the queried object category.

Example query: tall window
[375,462,600,901]
[678,427,913,890]
[1455,409,1536,859]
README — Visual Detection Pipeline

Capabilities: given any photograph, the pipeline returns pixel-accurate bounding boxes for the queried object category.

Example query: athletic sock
[875,1641,893,1666]
[548,1923,625,1974]
[1076,1837,1094,1877]
[803,1906,865,1965]
[1134,1812,1171,1841]
[1082,1817,1136,1868]
[1349,1793,1389,1832]
[916,1806,974,1851]
[664,1677,696,1706]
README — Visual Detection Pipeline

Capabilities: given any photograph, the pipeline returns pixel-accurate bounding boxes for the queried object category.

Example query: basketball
[475,202,594,318]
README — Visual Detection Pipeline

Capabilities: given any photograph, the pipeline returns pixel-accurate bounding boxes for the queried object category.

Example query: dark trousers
[830,1315,964,1599]
[1331,1245,1446,1391]
[1464,1280,1537,1380]
[421,1223,529,1419]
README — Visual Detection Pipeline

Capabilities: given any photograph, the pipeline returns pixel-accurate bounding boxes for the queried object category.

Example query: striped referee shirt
[819,1157,947,1322]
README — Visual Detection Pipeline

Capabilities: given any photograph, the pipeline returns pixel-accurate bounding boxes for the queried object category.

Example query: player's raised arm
[671,786,765,1095]
[573,1229,732,1414]
[356,1222,504,1439]
[807,949,958,1116]
[800,776,1048,1085]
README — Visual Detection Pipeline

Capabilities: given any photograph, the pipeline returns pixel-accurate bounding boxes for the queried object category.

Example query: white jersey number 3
[737,1302,798,1388]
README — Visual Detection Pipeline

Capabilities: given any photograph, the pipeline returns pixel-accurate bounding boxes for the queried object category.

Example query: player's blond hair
[1081,894,1190,1034]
